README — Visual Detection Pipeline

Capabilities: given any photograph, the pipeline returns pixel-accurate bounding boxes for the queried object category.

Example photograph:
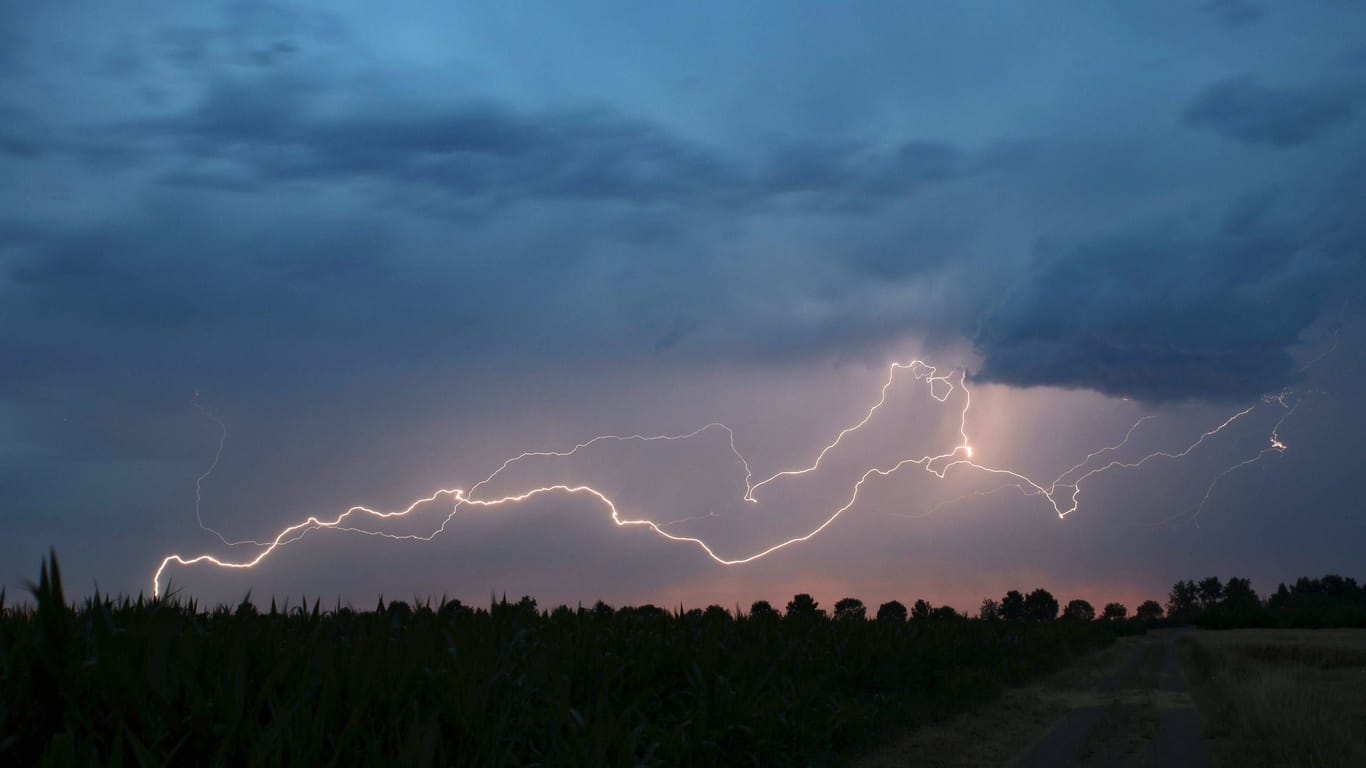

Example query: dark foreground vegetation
[5,555,1362,766]
[2,555,1116,766]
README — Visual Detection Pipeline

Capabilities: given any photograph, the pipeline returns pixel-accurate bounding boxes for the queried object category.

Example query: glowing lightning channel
[153,359,1300,597]
[743,360,956,501]
[190,394,270,548]
[1188,392,1299,528]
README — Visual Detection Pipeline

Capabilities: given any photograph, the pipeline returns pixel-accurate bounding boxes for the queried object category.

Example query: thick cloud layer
[1204,0,1265,28]
[975,183,1366,400]
[5,2,1361,405]
[1183,75,1362,148]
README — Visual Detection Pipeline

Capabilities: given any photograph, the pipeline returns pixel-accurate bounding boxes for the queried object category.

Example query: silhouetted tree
[1265,574,1366,627]
[437,598,469,621]
[785,593,824,619]
[633,604,669,620]
[703,605,731,623]
[1213,577,1264,627]
[979,598,1001,621]
[876,600,908,623]
[1135,600,1164,622]
[1222,577,1258,608]
[911,599,933,621]
[1197,577,1224,610]
[749,600,778,619]
[1167,580,1198,623]
[1318,574,1355,595]
[387,600,412,620]
[1101,602,1127,621]
[833,597,867,621]
[1062,599,1095,622]
[1165,573,1366,629]
[930,605,961,621]
[1025,589,1059,621]
[1000,590,1026,621]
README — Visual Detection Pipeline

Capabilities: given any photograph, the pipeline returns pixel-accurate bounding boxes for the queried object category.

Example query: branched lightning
[1295,298,1351,374]
[1188,392,1299,527]
[743,361,955,501]
[153,357,1311,597]
[190,394,270,548]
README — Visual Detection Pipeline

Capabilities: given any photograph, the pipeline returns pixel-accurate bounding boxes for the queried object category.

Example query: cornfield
[2,553,1113,766]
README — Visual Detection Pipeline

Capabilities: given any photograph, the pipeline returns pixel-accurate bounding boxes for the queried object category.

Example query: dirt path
[1015,631,1211,768]
[856,628,1366,767]
[851,630,1215,768]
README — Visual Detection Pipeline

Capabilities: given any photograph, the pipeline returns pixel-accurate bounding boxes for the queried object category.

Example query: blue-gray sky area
[3,1,1364,611]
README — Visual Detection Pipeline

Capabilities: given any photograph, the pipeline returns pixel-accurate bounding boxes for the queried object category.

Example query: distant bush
[1135,600,1164,622]
[1063,599,1095,622]
[833,597,867,621]
[876,600,907,623]
[1101,602,1128,621]
[1024,589,1059,621]
[748,599,778,619]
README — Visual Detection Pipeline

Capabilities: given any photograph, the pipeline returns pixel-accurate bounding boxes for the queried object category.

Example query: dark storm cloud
[0,3,988,412]
[101,36,146,80]
[157,0,350,72]
[1204,0,1264,28]
[0,25,25,75]
[125,76,975,217]
[753,140,966,212]
[2,0,1365,427]
[1183,75,1361,148]
[51,10,979,219]
[973,185,1366,401]
[0,124,44,159]
[153,92,743,208]
[0,107,146,167]
[0,206,408,404]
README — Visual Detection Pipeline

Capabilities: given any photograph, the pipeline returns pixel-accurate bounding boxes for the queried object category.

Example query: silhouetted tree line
[801,573,1366,633]
[1166,574,1366,629]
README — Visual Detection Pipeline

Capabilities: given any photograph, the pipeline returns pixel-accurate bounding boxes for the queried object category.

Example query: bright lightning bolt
[1188,392,1299,528]
[153,358,1308,597]
[743,361,957,501]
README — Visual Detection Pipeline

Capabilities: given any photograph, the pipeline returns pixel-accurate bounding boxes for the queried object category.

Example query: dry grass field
[1178,629,1366,768]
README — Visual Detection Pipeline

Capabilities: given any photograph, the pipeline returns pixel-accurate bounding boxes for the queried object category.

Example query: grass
[1178,628,1366,768]
[1,554,1115,767]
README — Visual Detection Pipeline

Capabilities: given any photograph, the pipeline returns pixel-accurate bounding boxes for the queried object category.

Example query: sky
[3,1,1365,612]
